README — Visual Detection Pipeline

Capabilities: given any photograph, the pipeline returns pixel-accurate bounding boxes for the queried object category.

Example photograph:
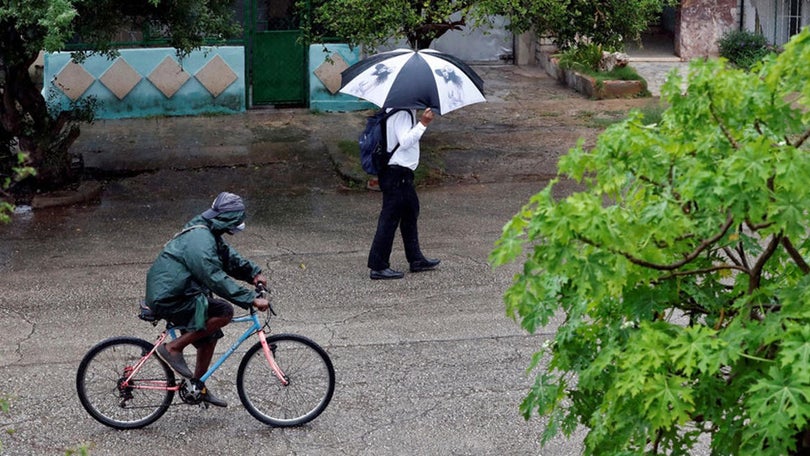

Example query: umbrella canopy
[339,49,486,115]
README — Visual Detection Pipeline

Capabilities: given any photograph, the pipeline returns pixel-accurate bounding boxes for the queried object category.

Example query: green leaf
[668,325,724,377]
[778,322,810,384]
[744,366,810,454]
[642,373,694,428]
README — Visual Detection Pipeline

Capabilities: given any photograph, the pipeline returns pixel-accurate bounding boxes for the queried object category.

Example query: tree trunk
[1,56,82,192]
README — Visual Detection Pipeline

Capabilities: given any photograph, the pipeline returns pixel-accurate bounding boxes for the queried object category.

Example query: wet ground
[0,63,701,455]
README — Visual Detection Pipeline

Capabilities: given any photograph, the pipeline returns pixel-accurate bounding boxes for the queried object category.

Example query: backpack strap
[164,224,208,247]
[382,109,415,154]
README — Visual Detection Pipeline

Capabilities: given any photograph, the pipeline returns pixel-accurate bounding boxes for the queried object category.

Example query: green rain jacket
[145,211,262,331]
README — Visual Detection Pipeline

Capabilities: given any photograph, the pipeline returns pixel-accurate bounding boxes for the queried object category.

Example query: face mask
[228,222,246,235]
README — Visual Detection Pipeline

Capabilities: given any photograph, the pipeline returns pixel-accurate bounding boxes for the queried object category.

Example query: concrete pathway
[631,59,690,97]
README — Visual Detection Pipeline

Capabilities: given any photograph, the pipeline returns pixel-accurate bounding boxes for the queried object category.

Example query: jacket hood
[188,211,245,234]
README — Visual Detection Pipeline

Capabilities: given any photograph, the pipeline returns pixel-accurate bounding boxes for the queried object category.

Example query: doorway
[248,0,307,106]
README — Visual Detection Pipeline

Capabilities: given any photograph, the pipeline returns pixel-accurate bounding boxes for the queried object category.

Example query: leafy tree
[304,0,673,53]
[0,0,240,193]
[478,0,676,50]
[302,0,479,50]
[491,28,810,455]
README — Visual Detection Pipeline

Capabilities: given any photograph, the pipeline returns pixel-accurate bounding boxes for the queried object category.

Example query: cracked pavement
[0,181,577,455]
[0,64,675,455]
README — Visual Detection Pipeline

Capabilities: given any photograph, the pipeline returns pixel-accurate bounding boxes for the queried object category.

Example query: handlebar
[254,283,276,316]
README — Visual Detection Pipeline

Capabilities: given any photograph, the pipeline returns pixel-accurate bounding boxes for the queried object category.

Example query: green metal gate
[248,0,306,106]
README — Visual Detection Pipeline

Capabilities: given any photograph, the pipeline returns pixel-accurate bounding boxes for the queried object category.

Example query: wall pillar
[676,0,739,59]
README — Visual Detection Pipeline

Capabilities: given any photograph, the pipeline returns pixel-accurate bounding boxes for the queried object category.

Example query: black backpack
[358,109,413,175]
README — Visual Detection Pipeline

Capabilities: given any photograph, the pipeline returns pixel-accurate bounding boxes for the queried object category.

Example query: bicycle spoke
[77,337,175,429]
[237,334,334,426]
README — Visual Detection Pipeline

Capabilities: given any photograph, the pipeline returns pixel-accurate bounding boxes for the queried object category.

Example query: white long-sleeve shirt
[385,109,426,171]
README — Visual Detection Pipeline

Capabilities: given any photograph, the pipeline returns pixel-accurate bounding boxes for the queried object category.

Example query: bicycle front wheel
[76,336,175,429]
[237,334,335,427]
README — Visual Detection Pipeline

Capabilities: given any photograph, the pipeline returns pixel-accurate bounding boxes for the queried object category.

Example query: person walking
[368,107,441,280]
[145,191,269,407]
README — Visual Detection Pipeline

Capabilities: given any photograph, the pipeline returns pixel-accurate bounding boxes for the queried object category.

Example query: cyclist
[145,191,269,407]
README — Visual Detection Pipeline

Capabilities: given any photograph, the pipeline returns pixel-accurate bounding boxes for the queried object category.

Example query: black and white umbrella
[339,48,486,115]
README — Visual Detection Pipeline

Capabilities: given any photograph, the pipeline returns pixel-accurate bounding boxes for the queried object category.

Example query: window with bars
[775,0,809,45]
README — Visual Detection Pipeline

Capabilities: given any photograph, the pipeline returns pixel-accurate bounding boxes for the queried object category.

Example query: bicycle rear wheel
[76,336,175,429]
[237,334,335,427]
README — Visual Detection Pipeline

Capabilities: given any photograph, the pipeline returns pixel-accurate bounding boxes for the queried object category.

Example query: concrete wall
[44,47,246,120]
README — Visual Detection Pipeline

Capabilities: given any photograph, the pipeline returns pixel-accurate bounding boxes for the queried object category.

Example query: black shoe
[201,385,228,408]
[410,258,441,272]
[156,344,193,378]
[370,268,405,280]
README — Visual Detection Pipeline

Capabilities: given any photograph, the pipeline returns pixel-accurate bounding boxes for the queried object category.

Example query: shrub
[556,44,603,73]
[718,29,775,70]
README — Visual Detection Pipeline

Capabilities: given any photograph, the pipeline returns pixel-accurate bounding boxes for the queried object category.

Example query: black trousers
[367,165,425,270]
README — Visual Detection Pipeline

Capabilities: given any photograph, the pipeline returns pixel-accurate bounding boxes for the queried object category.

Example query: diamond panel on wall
[99,58,143,100]
[53,62,95,101]
[314,53,349,95]
[148,56,190,98]
[195,55,238,98]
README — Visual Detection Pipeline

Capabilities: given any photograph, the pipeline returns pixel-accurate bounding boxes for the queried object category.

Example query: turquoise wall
[44,44,373,118]
[44,47,246,120]
[308,44,375,112]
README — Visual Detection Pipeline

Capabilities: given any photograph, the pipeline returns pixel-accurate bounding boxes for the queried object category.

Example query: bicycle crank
[178,378,205,405]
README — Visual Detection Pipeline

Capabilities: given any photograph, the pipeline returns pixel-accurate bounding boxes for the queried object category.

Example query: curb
[31,181,104,209]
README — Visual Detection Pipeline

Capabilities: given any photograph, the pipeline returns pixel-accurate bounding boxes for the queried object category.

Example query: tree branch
[749,233,782,292]
[794,127,810,148]
[708,93,740,150]
[781,237,810,275]
[579,214,736,271]
[656,264,748,281]
[745,219,773,232]
[722,246,743,267]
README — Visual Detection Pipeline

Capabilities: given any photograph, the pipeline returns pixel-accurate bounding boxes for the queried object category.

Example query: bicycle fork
[258,331,290,386]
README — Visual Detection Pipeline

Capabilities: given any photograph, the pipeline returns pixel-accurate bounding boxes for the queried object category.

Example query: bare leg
[164,314,231,375]
[194,340,217,378]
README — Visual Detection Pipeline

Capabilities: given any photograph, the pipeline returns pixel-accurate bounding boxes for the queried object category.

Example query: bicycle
[76,285,335,429]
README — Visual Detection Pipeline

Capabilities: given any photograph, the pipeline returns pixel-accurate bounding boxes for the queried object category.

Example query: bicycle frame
[123,310,289,392]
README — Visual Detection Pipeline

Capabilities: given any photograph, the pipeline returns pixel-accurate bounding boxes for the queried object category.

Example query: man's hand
[253,298,269,311]
[420,107,435,127]
[253,274,267,287]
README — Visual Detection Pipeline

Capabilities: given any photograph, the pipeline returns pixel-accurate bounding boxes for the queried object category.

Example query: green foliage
[0,141,35,223]
[0,395,7,452]
[556,44,603,72]
[478,0,677,50]
[590,65,645,84]
[302,0,477,50]
[558,49,645,83]
[65,444,90,455]
[63,0,241,59]
[718,29,777,71]
[491,28,810,455]
[303,0,673,56]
